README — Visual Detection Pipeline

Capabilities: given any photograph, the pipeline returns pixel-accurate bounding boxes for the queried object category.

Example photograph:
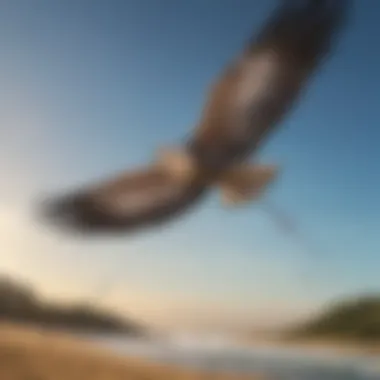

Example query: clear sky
[1,0,379,333]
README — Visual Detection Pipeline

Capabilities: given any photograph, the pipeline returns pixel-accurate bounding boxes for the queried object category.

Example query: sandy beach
[0,323,265,380]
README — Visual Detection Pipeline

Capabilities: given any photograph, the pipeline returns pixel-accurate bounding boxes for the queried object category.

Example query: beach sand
[0,323,264,380]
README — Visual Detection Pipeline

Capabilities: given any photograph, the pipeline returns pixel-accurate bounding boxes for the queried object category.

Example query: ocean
[86,333,380,380]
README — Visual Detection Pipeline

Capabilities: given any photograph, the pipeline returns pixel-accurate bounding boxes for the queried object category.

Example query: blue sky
[0,0,379,332]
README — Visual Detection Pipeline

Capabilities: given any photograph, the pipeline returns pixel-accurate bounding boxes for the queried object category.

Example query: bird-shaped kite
[40,0,350,235]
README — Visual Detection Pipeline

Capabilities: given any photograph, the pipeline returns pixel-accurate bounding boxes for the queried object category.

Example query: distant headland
[0,274,147,336]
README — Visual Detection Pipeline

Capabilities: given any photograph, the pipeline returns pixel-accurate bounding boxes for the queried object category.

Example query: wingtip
[37,192,133,236]
[37,193,101,235]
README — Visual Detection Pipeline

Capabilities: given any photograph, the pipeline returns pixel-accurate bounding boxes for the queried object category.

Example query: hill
[288,294,380,343]
[0,275,146,336]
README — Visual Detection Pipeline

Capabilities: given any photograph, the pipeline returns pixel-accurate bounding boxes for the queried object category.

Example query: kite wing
[40,161,206,235]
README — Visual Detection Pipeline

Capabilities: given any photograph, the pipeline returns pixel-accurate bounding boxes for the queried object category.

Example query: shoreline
[240,334,380,358]
[0,322,265,380]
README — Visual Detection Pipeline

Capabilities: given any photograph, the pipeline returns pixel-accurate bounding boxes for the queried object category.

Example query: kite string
[260,199,319,256]
[259,199,332,293]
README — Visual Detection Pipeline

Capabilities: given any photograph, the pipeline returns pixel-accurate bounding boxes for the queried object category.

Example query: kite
[40,0,350,235]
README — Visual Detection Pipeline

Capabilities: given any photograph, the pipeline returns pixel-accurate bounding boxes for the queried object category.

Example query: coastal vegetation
[289,295,380,343]
[0,275,145,336]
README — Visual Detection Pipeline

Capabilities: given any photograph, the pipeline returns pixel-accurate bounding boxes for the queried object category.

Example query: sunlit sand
[0,323,265,380]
